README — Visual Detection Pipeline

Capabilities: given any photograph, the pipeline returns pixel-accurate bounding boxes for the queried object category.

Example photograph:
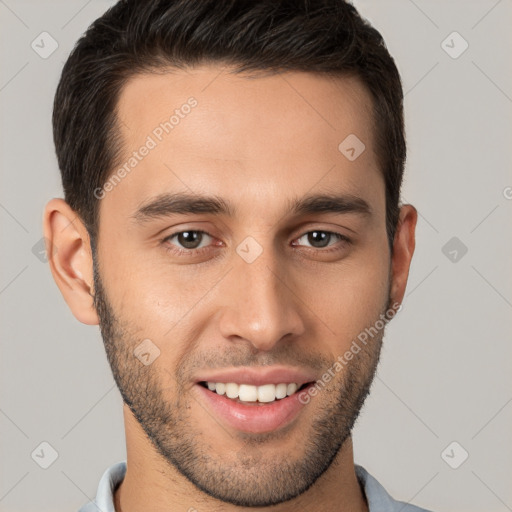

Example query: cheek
[106,257,222,343]
[303,253,390,344]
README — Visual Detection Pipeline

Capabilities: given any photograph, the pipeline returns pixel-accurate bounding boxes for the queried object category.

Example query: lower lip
[195,384,311,434]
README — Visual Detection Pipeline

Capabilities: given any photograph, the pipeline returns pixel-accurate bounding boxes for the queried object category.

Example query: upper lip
[194,366,318,387]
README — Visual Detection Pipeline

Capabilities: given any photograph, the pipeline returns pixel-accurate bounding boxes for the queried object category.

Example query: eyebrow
[131,191,372,223]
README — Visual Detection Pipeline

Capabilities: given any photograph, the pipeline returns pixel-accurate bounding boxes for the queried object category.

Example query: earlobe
[390,204,418,306]
[43,198,99,325]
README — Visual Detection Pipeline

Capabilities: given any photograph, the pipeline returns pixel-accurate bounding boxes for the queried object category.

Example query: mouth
[194,379,316,434]
[198,381,313,405]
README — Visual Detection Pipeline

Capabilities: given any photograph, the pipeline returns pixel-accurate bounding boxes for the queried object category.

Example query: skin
[44,66,417,512]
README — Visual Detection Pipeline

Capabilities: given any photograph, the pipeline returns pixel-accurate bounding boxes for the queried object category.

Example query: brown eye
[165,230,213,251]
[176,231,202,249]
[307,231,330,248]
[294,231,349,249]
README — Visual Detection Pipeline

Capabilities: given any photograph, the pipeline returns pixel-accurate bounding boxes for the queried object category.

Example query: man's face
[93,67,392,506]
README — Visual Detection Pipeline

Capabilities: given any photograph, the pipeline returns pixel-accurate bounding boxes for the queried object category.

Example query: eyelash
[162,229,351,256]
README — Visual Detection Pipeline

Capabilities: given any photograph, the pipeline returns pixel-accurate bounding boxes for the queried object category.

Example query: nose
[218,245,306,352]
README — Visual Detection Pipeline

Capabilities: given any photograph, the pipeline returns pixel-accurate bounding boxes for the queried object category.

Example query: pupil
[308,231,329,248]
[178,231,201,249]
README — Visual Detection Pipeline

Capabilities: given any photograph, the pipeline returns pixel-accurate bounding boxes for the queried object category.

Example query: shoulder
[355,464,434,512]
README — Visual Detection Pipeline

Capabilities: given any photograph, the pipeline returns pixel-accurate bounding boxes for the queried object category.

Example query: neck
[114,405,368,512]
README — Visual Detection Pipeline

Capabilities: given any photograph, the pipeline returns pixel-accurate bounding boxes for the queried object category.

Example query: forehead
[116,66,375,155]
[106,66,382,223]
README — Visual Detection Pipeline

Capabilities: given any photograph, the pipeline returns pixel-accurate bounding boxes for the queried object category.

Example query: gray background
[1,1,511,511]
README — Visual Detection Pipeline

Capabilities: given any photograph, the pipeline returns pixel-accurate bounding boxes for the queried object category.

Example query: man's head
[45,0,416,508]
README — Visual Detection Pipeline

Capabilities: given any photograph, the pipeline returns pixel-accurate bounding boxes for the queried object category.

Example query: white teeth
[204,382,303,402]
[225,382,239,399]
[238,384,258,402]
[286,383,298,396]
[257,384,276,403]
[276,383,287,399]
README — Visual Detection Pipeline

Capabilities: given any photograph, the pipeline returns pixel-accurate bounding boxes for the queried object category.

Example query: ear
[390,204,417,305]
[43,198,99,325]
